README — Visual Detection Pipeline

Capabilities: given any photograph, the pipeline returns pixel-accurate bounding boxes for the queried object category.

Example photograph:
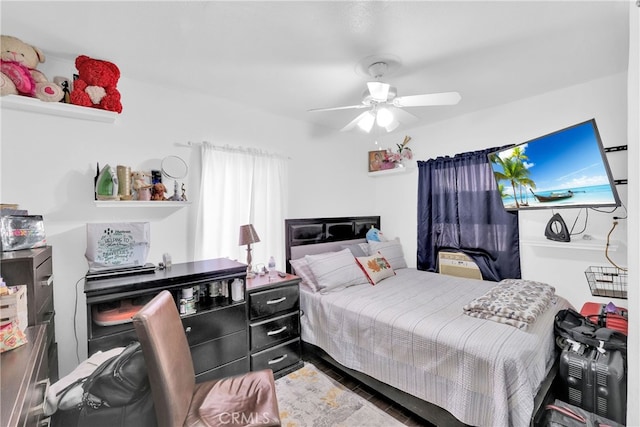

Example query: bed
[285,216,571,427]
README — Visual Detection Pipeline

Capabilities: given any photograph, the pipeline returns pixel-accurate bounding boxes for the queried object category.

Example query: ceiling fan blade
[393,91,462,107]
[307,104,367,113]
[341,110,374,132]
[390,106,419,123]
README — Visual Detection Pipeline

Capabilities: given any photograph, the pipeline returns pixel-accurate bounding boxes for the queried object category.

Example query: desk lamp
[239,224,260,278]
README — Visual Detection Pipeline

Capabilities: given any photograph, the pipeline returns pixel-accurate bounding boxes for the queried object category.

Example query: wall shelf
[520,237,620,252]
[1,95,117,123]
[94,201,190,208]
[368,166,411,177]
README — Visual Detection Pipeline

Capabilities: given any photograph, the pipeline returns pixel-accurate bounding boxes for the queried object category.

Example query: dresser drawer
[191,329,247,375]
[250,311,299,351]
[88,329,139,355]
[250,338,300,372]
[196,357,249,383]
[249,284,299,320]
[182,303,245,346]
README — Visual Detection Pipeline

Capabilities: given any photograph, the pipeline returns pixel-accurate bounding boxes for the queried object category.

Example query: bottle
[268,256,276,279]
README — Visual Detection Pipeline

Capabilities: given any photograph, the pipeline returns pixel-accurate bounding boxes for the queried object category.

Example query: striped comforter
[299,268,571,427]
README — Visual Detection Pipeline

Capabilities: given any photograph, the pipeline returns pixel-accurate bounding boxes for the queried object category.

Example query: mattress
[299,268,572,427]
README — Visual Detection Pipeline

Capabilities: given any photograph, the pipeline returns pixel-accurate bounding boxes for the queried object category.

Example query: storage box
[1,215,46,251]
[0,286,28,331]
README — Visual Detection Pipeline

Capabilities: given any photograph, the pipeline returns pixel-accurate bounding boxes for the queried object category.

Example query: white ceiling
[1,1,630,135]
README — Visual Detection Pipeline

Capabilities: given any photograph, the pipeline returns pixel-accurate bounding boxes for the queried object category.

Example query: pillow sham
[289,258,320,292]
[368,238,407,269]
[341,243,369,257]
[355,253,395,285]
[305,248,368,291]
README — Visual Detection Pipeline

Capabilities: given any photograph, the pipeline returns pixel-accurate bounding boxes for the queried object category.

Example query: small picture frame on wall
[368,150,386,172]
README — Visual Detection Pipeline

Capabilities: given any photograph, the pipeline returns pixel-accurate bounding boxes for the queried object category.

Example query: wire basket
[585,266,627,299]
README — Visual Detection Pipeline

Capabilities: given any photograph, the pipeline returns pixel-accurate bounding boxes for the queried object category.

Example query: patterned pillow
[289,258,319,292]
[305,248,368,291]
[367,238,407,269]
[355,253,395,285]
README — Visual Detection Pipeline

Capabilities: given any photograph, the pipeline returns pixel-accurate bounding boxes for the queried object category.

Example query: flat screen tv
[488,119,621,211]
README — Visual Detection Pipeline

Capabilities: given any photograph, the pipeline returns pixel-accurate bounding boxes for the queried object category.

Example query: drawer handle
[39,418,52,427]
[266,296,286,305]
[267,326,287,336]
[41,275,54,286]
[29,379,50,417]
[185,326,192,334]
[268,354,288,365]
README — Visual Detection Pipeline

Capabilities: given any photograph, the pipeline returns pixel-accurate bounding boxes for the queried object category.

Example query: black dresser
[1,246,58,382]
[84,258,249,382]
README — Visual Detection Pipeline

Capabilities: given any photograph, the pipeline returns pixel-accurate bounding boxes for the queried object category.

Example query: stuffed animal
[70,55,122,113]
[0,35,64,102]
[132,171,152,201]
[366,227,387,242]
[151,183,167,201]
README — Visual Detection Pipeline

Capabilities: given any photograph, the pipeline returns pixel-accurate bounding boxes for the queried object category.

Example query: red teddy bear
[70,55,122,113]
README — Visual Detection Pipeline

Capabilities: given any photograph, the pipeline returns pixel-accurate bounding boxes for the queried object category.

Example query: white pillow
[289,258,320,292]
[367,238,407,269]
[305,248,368,291]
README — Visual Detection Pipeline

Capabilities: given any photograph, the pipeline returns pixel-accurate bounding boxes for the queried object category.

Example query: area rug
[275,362,405,427]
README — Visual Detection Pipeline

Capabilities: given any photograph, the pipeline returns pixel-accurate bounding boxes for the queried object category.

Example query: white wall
[624,4,639,425]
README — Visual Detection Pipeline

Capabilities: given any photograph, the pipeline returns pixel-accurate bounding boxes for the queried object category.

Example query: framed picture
[368,150,387,172]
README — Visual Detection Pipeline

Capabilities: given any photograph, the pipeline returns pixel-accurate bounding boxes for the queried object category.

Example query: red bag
[580,302,628,335]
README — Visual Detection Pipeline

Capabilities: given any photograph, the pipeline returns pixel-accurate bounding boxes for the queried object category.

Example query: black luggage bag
[557,347,626,425]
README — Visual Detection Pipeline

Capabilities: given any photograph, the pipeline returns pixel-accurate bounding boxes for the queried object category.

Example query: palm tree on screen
[490,153,534,208]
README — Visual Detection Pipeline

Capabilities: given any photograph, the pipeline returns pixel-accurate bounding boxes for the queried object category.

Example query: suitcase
[557,347,626,425]
[542,399,624,427]
[580,302,628,335]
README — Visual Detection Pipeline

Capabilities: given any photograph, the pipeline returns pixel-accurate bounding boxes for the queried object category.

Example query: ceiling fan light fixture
[376,107,394,128]
[357,111,375,132]
[367,81,390,102]
[384,116,400,132]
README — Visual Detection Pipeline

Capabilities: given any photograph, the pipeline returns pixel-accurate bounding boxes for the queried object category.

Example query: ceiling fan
[308,61,461,133]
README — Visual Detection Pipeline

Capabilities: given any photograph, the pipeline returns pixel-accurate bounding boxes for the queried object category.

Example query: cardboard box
[0,286,28,331]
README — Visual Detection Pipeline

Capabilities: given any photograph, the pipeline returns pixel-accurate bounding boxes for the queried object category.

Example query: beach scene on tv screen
[490,121,619,210]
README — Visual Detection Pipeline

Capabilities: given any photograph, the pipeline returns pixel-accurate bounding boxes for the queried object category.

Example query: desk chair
[132,290,281,427]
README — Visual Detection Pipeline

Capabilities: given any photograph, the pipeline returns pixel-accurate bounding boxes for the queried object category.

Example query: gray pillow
[341,243,368,257]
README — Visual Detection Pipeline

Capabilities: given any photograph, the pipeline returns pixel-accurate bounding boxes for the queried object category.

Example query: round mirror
[161,155,188,179]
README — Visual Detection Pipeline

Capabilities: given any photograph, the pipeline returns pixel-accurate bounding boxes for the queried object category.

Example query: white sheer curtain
[195,142,289,271]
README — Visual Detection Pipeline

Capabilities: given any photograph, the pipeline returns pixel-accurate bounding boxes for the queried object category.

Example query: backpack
[83,340,150,407]
[53,341,155,427]
[554,308,627,354]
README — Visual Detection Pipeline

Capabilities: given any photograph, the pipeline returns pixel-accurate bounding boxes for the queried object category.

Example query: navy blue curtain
[417,147,521,281]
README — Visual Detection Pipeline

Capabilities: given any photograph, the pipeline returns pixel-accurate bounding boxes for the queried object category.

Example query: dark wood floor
[304,353,436,427]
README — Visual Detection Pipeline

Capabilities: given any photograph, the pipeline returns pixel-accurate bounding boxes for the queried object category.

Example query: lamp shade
[239,224,260,246]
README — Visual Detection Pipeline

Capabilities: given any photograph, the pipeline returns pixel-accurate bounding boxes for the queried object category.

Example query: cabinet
[84,258,249,382]
[0,246,58,382]
[246,273,303,378]
[1,325,50,427]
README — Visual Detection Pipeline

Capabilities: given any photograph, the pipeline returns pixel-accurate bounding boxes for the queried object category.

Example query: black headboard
[284,216,381,273]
